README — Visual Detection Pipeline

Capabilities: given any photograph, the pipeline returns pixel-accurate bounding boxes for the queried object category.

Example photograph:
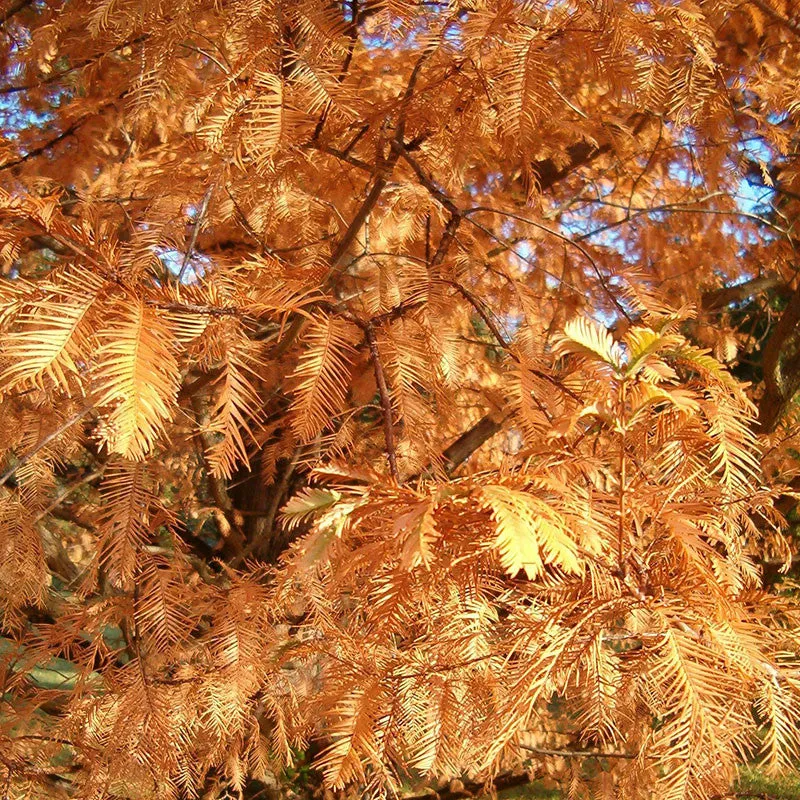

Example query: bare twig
[365,323,399,480]
[579,195,792,243]
[466,205,632,322]
[519,744,645,760]
[395,144,585,296]
[178,183,215,282]
[0,405,93,489]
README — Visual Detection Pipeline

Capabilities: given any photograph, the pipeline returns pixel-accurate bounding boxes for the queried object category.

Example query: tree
[1,0,800,798]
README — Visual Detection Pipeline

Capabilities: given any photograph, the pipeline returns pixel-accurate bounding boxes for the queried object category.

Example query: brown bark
[758,287,800,432]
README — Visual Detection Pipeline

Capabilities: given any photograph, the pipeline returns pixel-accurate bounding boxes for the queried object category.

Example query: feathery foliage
[1,2,800,799]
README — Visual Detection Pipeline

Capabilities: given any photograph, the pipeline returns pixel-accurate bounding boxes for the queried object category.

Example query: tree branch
[519,744,643,760]
[178,183,215,282]
[447,280,513,352]
[366,322,399,480]
[327,173,390,275]
[750,0,800,36]
[0,118,91,172]
[758,286,800,432]
[0,97,120,172]
[188,393,246,556]
[527,112,651,193]
[0,405,93,489]
[441,414,506,472]
[0,0,33,28]
[0,36,148,94]
[701,275,786,311]
[430,212,462,269]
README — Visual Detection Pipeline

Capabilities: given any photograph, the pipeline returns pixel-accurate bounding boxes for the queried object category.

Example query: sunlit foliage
[1,1,800,799]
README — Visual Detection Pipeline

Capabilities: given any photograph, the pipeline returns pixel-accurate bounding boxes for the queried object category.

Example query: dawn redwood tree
[1,1,800,798]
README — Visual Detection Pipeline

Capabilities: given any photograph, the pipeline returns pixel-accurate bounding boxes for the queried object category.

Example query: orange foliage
[1,1,800,799]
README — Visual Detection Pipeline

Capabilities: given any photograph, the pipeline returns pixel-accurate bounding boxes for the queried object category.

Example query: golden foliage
[0,1,799,799]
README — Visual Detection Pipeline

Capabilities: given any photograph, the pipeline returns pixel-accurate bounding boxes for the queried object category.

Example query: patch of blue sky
[0,45,72,148]
[157,246,209,284]
[0,93,54,138]
[361,32,396,52]
[360,1,458,54]
[735,137,778,216]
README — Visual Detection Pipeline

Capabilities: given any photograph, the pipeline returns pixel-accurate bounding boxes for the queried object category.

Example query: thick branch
[0,0,33,28]
[441,414,505,472]
[528,112,651,192]
[701,275,786,311]
[519,744,643,760]
[328,174,389,274]
[758,286,800,432]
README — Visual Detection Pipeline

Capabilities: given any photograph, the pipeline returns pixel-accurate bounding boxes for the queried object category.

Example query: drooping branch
[401,742,653,800]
